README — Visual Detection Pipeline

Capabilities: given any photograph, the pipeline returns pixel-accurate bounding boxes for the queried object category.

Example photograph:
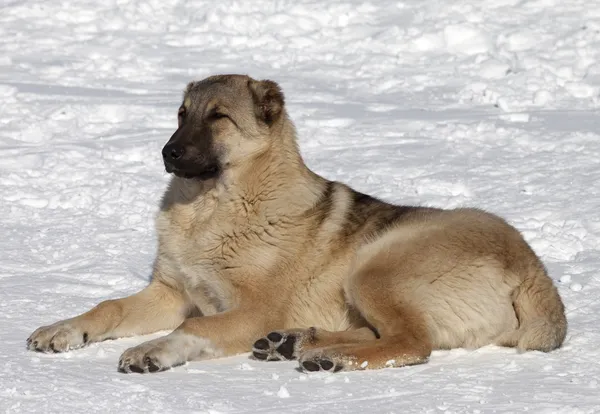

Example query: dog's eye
[210,112,228,121]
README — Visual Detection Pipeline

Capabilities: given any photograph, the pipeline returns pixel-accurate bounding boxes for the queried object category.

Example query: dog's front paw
[27,320,89,353]
[118,337,185,374]
[252,328,315,361]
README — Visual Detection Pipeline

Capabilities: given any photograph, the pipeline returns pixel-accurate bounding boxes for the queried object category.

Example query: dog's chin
[168,165,221,181]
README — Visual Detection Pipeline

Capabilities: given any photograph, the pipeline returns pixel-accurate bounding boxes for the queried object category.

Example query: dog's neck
[218,119,325,214]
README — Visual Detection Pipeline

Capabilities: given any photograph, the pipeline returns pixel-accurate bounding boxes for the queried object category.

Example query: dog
[27,74,567,373]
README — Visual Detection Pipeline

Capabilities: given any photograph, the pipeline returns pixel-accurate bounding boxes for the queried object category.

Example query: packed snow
[1,0,600,412]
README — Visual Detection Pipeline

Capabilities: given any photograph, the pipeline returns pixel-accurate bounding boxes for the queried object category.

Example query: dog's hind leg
[297,333,431,372]
[296,248,433,373]
[252,326,377,362]
[295,301,432,372]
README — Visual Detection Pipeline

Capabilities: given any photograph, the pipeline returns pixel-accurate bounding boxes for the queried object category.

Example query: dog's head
[162,74,285,180]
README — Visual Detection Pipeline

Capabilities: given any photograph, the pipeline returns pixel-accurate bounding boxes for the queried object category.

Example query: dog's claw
[145,356,161,373]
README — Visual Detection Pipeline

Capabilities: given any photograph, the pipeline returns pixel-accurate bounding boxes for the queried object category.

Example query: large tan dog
[27,74,567,374]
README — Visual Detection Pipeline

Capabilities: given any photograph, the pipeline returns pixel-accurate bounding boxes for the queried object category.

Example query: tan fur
[28,74,567,373]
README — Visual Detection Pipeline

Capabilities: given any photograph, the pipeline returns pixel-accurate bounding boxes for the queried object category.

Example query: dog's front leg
[118,307,269,373]
[27,275,189,353]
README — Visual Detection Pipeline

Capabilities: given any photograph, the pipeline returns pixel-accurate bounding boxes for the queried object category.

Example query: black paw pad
[253,350,269,360]
[301,358,341,373]
[320,359,334,370]
[267,332,283,342]
[129,365,144,374]
[83,332,89,343]
[302,360,321,372]
[275,335,297,360]
[253,338,269,350]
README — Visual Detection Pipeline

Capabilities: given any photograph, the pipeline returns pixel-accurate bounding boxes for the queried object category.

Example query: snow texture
[1,0,600,412]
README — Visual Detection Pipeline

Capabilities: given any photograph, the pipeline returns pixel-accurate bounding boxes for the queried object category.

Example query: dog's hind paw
[298,350,347,373]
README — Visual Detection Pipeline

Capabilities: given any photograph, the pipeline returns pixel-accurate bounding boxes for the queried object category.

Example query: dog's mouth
[165,163,220,180]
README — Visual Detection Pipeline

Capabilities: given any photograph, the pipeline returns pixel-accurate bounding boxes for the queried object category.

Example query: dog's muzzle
[162,143,220,180]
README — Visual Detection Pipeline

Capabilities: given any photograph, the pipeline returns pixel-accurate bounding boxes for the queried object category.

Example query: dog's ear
[249,79,284,126]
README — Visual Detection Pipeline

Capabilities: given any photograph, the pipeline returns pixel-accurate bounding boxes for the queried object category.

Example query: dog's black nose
[162,144,185,161]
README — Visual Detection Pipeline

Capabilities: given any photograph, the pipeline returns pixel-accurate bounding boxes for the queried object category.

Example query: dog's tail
[499,263,567,352]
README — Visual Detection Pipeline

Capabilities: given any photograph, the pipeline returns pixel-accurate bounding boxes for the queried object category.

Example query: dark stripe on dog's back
[342,189,427,239]
[304,180,335,227]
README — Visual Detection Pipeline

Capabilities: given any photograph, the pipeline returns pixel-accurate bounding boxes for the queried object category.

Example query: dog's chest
[158,207,280,313]
[168,233,237,313]
[178,262,228,315]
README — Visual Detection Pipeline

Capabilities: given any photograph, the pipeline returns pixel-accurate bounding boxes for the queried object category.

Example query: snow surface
[1,0,600,412]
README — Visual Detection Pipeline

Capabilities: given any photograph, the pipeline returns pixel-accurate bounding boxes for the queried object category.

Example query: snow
[1,0,600,412]
[277,385,291,399]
